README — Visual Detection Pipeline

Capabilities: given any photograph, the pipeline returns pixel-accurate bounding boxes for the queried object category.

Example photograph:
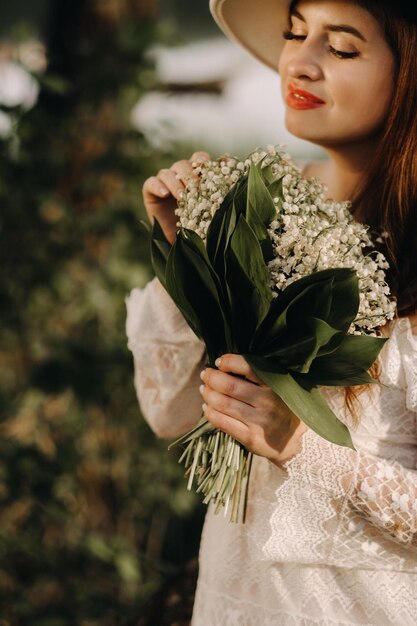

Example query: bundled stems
[173,419,253,523]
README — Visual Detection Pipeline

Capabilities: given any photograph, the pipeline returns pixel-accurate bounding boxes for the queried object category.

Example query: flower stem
[171,423,252,523]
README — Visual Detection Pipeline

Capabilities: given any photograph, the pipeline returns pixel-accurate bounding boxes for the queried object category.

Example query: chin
[284,114,317,141]
[284,117,335,147]
[285,124,321,144]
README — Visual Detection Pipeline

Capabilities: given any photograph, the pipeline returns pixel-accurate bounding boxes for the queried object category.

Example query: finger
[158,169,187,201]
[215,354,265,385]
[142,175,172,199]
[202,403,250,445]
[171,159,200,185]
[190,151,210,165]
[201,367,264,408]
[199,384,251,424]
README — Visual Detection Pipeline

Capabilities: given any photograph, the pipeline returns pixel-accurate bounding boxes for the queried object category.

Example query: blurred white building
[131,37,324,161]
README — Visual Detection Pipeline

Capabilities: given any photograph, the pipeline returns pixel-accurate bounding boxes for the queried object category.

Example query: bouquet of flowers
[150,145,396,523]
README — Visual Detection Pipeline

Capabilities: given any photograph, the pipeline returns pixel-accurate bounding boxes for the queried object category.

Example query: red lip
[286,84,325,110]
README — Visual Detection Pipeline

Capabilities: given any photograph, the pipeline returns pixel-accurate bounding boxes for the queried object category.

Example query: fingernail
[159,187,169,196]
[199,384,205,394]
[178,190,186,200]
[200,369,206,381]
[215,357,221,367]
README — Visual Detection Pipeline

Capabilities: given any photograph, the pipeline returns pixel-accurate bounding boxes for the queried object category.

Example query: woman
[127,1,417,623]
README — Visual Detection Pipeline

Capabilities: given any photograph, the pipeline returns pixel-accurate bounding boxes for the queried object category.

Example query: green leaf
[285,280,333,328]
[165,240,201,337]
[182,229,232,325]
[229,216,272,304]
[233,174,249,215]
[206,177,245,281]
[279,268,358,314]
[307,334,387,386]
[304,369,375,387]
[252,278,332,352]
[166,229,231,362]
[151,217,171,249]
[267,176,284,203]
[327,270,360,331]
[246,164,276,239]
[257,162,278,186]
[225,216,273,349]
[150,218,172,289]
[245,355,355,449]
[206,181,236,265]
[264,317,343,373]
[260,238,275,263]
[251,268,358,351]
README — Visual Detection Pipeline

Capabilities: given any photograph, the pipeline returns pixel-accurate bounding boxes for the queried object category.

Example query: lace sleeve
[284,429,417,552]
[126,277,206,439]
[351,447,417,548]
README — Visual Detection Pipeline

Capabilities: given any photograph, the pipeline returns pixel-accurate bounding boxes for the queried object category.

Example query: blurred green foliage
[0,1,203,623]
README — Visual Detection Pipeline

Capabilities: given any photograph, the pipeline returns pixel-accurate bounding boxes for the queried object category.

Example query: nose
[285,44,323,82]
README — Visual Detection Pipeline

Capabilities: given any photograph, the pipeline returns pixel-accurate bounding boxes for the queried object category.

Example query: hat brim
[209,0,291,72]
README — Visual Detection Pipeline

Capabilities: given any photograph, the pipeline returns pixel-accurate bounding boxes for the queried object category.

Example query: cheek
[337,69,393,135]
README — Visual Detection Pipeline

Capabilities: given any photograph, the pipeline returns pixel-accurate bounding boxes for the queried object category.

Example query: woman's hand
[142,150,211,243]
[199,354,308,467]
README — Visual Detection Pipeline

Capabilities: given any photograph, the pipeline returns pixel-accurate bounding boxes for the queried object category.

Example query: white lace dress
[126,278,417,626]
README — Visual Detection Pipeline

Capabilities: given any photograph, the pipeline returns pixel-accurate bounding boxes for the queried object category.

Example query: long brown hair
[340,3,417,420]
[353,2,417,316]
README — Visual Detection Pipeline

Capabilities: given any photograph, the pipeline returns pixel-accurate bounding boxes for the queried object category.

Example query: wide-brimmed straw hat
[209,0,417,72]
[209,0,290,72]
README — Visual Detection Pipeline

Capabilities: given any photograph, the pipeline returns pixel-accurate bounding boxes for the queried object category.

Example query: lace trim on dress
[192,566,417,626]
[126,278,205,438]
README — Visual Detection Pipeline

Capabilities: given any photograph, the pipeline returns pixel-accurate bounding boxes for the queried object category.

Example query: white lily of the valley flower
[176,145,396,334]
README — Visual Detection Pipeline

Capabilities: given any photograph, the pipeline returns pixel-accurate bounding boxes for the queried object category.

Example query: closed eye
[283,30,305,42]
[283,30,359,60]
[328,45,359,59]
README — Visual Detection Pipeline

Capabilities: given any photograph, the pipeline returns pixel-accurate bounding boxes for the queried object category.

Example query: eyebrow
[290,9,367,42]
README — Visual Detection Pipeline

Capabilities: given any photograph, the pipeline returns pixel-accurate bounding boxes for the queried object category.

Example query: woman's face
[278,0,396,149]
